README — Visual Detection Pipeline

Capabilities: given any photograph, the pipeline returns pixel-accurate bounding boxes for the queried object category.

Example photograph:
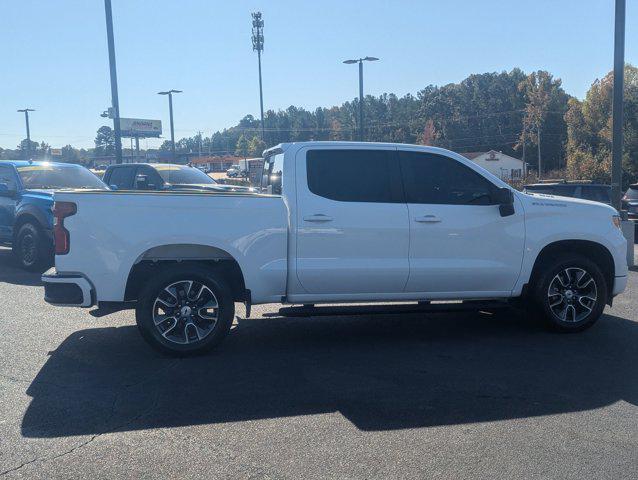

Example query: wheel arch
[124,243,248,302]
[13,212,46,243]
[528,239,615,304]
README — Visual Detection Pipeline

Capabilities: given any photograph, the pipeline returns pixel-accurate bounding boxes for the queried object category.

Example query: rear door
[294,146,410,295]
[0,165,19,242]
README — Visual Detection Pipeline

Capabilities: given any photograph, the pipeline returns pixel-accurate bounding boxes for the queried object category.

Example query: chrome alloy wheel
[152,280,219,345]
[547,267,597,323]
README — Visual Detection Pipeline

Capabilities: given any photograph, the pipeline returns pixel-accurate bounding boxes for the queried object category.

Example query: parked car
[43,142,627,355]
[0,160,108,270]
[523,181,612,206]
[103,163,254,192]
[622,183,638,226]
[226,165,244,178]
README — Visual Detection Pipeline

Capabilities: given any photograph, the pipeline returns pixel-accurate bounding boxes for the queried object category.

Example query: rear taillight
[52,201,77,255]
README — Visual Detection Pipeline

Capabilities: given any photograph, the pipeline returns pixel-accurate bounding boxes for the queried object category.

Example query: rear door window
[306,149,403,203]
[135,166,164,190]
[106,166,136,189]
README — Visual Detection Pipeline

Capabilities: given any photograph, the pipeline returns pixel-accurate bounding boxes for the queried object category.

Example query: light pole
[343,56,379,141]
[104,0,123,164]
[158,90,182,162]
[17,108,35,159]
[252,12,265,141]
[611,0,625,211]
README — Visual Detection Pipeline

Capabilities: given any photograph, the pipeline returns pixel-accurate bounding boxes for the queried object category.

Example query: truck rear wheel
[532,254,607,332]
[135,265,234,356]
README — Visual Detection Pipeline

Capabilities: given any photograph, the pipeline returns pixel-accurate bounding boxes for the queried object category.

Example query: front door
[295,147,409,296]
[399,149,525,296]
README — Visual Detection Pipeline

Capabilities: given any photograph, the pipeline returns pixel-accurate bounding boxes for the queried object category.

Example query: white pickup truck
[43,142,628,355]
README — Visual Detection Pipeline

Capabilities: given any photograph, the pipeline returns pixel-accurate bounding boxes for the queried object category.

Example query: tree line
[163,65,638,183]
[2,65,636,184]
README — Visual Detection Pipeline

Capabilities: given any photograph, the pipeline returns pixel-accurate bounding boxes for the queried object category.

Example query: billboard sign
[119,118,162,138]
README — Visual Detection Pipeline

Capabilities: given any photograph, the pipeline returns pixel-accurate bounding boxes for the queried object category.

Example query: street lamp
[158,89,182,162]
[343,56,379,141]
[17,109,35,159]
[104,0,123,164]
[252,12,265,141]
[611,0,625,211]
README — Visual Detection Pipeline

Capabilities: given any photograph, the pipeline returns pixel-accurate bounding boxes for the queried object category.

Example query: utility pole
[158,90,182,162]
[358,61,364,141]
[104,0,123,164]
[343,57,379,141]
[537,126,542,180]
[522,139,526,177]
[611,0,625,211]
[197,131,202,159]
[17,108,35,159]
[252,12,265,141]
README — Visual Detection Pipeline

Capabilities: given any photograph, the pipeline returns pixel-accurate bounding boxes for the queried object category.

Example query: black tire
[532,254,607,332]
[135,264,234,356]
[14,222,51,272]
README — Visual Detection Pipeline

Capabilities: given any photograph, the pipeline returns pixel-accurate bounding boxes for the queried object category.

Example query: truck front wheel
[14,222,51,271]
[136,265,234,356]
[533,254,607,332]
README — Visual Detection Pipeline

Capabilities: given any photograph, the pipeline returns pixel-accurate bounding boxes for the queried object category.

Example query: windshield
[17,164,107,190]
[155,165,216,185]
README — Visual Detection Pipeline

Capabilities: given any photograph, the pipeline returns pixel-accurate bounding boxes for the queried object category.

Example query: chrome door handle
[303,214,333,222]
[414,215,441,223]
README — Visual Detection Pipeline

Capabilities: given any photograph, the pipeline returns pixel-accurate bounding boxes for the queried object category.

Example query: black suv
[103,163,254,192]
[523,182,611,205]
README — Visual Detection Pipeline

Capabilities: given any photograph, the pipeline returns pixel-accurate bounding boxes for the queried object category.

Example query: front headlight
[612,215,622,229]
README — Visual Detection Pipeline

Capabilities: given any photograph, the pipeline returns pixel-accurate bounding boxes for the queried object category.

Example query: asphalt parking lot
[1,246,637,479]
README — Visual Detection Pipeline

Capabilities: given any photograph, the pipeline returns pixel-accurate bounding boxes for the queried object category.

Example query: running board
[278,300,509,318]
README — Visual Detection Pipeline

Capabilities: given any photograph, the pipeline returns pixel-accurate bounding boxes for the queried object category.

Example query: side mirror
[0,183,17,197]
[109,184,119,191]
[496,187,515,217]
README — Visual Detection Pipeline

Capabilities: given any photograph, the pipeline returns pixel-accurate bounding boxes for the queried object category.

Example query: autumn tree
[565,64,638,183]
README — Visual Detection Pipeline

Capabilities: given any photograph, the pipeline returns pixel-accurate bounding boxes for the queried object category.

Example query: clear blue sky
[1,0,636,149]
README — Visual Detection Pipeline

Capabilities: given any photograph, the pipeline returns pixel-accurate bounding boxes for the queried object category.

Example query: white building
[461,150,525,180]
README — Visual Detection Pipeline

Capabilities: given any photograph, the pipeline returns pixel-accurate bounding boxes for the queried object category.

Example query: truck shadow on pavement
[0,248,43,287]
[21,310,638,437]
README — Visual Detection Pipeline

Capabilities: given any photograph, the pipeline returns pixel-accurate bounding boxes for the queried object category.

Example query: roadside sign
[119,118,162,138]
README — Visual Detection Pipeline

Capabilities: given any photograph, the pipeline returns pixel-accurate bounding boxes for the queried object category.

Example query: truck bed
[53,189,288,304]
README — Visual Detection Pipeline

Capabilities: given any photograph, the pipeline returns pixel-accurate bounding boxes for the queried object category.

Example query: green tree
[235,134,249,157]
[94,126,115,156]
[248,136,266,157]
[17,139,39,159]
[61,145,80,164]
[518,71,569,174]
